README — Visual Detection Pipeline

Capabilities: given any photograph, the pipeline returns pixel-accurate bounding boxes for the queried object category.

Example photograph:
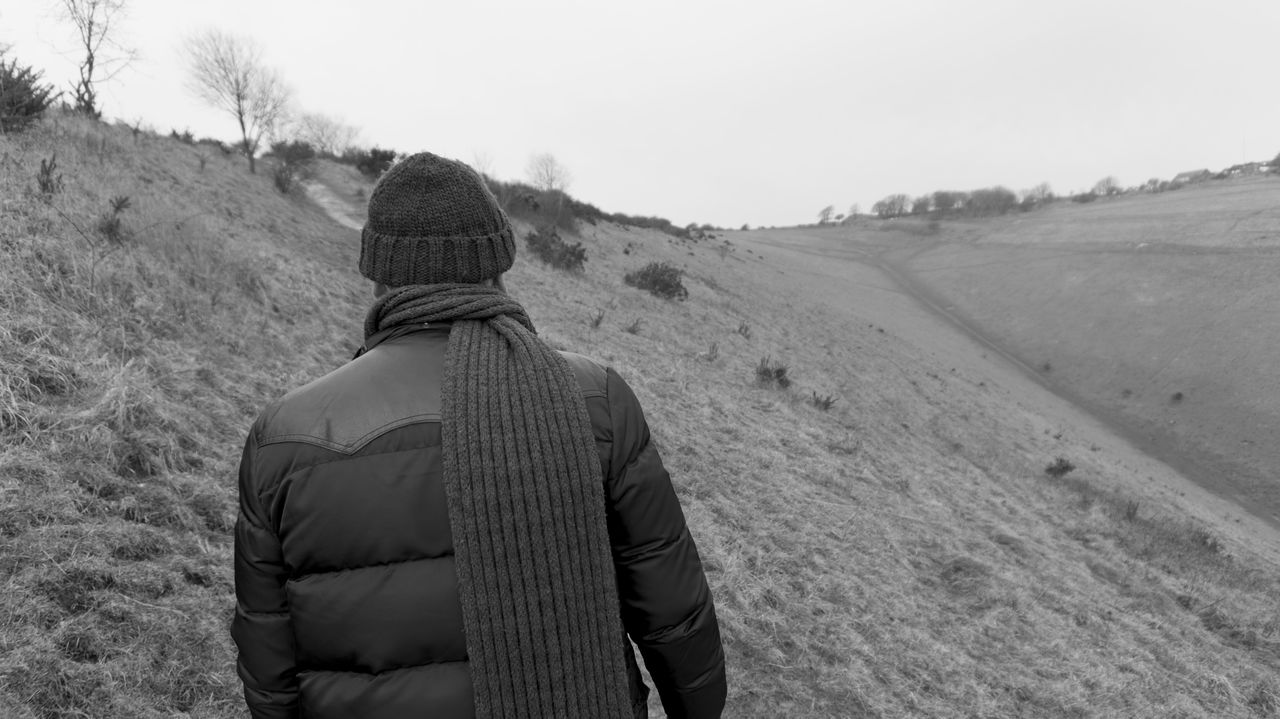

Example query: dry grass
[1,112,362,718]
[3,113,1280,718]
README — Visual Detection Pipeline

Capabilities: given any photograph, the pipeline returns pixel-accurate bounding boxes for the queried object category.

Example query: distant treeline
[870,185,1048,220]
[865,155,1278,222]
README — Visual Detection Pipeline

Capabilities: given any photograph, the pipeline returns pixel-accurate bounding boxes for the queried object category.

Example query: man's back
[234,323,726,718]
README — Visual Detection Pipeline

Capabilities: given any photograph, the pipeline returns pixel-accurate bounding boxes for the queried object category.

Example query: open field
[3,115,1280,717]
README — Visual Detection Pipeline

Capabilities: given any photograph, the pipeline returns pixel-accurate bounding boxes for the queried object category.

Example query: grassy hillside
[3,114,1280,718]
[875,178,1280,530]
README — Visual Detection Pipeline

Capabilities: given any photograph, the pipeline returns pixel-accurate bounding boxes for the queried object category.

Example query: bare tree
[1092,176,1121,196]
[471,150,496,181]
[289,112,359,156]
[525,152,571,193]
[58,0,136,118]
[872,194,911,219]
[1024,182,1054,203]
[847,203,860,218]
[817,205,834,224]
[185,30,291,174]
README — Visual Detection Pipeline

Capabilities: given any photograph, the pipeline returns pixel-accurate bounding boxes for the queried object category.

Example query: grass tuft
[809,392,836,411]
[36,153,64,196]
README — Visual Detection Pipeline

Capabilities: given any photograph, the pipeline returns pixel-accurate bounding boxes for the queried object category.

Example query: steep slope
[1,115,368,718]
[2,116,1279,718]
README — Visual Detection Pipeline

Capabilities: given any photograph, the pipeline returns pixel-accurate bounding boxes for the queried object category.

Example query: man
[232,152,726,719]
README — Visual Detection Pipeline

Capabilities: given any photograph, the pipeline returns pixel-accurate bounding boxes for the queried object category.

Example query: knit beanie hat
[360,152,516,286]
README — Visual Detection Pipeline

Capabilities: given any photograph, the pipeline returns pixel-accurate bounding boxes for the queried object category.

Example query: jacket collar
[354,321,452,359]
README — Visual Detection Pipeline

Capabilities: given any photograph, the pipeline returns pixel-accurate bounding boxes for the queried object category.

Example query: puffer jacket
[232,322,727,719]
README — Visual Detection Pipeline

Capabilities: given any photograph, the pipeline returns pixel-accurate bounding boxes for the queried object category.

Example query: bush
[524,225,586,272]
[269,140,316,166]
[755,356,791,389]
[196,136,231,155]
[0,51,59,133]
[169,128,194,145]
[341,146,397,178]
[96,195,131,245]
[1044,457,1075,478]
[624,261,687,300]
[268,140,317,194]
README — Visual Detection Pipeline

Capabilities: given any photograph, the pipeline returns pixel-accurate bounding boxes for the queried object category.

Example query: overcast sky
[3,0,1277,228]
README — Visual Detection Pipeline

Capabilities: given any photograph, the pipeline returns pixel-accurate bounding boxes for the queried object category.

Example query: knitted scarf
[364,284,632,719]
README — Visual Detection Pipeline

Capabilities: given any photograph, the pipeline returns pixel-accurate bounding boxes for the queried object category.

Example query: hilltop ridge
[2,115,1280,717]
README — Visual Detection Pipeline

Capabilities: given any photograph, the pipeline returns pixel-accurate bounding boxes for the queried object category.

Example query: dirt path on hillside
[303,181,363,231]
[743,231,1280,536]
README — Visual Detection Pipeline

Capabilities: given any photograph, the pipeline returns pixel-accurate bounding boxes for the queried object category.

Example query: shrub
[196,136,231,155]
[169,128,195,145]
[756,356,791,389]
[524,225,586,271]
[342,146,397,178]
[1044,457,1075,478]
[736,321,751,339]
[269,140,317,194]
[0,51,59,133]
[622,318,642,335]
[588,309,605,328]
[96,195,131,245]
[624,261,687,300]
[270,140,316,166]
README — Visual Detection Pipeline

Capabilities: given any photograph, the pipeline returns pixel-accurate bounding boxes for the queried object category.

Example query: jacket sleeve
[230,427,300,719]
[603,368,727,719]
